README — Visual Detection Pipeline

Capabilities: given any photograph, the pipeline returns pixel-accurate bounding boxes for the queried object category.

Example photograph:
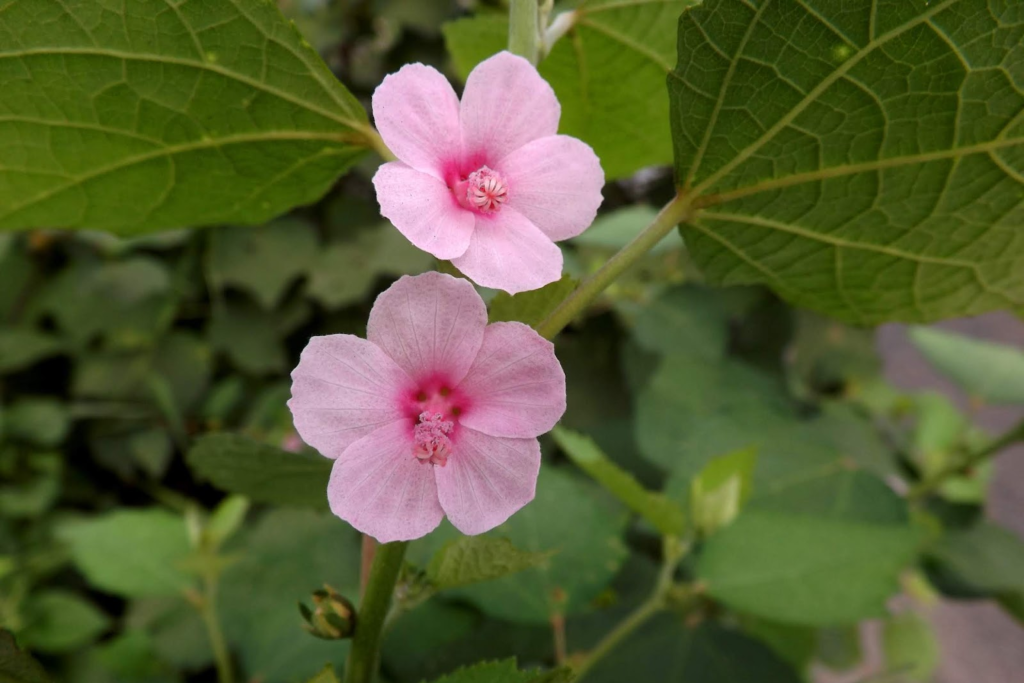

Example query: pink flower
[288,272,566,542]
[372,51,605,294]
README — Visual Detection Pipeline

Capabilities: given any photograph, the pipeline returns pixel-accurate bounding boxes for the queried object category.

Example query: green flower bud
[299,584,355,640]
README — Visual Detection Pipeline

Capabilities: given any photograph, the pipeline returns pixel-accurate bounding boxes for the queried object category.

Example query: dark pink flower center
[406,380,468,466]
[452,165,508,214]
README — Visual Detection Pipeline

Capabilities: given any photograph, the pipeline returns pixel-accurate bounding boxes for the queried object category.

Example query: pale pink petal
[372,63,461,177]
[367,272,487,384]
[373,162,475,260]
[450,208,563,294]
[460,51,560,164]
[328,420,444,543]
[435,428,540,535]
[457,322,566,438]
[500,136,605,241]
[289,335,414,459]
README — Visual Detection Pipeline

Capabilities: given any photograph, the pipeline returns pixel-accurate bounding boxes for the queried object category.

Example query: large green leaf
[583,616,802,683]
[56,510,193,598]
[410,466,629,624]
[910,327,1024,404]
[220,509,360,683]
[670,0,1024,323]
[186,433,332,510]
[696,511,922,625]
[444,0,694,179]
[0,0,370,234]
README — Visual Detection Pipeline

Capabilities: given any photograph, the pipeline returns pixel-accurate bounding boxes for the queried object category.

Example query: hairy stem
[573,539,687,681]
[535,192,695,340]
[910,418,1024,499]
[509,0,540,64]
[199,575,234,683]
[345,541,409,683]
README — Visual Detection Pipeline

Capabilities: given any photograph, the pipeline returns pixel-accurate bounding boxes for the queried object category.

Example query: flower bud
[299,584,355,640]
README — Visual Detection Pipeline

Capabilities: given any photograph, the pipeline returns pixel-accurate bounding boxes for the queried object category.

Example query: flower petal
[451,208,562,294]
[435,428,540,535]
[373,162,475,260]
[367,272,488,384]
[372,63,461,177]
[289,335,414,459]
[457,322,566,438]
[460,51,560,164]
[328,420,444,543]
[501,135,605,241]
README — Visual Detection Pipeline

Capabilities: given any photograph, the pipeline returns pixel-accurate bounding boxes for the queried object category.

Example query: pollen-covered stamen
[413,412,455,467]
[466,166,508,213]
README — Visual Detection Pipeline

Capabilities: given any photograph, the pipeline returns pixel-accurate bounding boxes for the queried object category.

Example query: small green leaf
[56,510,193,598]
[208,220,319,309]
[488,275,577,327]
[691,447,757,535]
[427,537,551,591]
[19,591,110,654]
[0,629,51,683]
[4,399,69,448]
[204,496,250,549]
[928,521,1024,621]
[910,327,1024,404]
[670,0,1024,323]
[696,511,923,625]
[882,613,939,682]
[425,659,535,683]
[0,0,370,234]
[0,330,62,375]
[187,434,332,510]
[553,427,685,536]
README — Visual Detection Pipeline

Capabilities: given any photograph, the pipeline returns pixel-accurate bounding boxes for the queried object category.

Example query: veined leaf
[0,0,371,234]
[427,537,551,591]
[671,0,1024,323]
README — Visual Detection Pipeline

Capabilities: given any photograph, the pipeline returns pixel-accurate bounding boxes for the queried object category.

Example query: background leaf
[670,0,1024,323]
[0,0,370,233]
[427,537,552,591]
[910,327,1024,404]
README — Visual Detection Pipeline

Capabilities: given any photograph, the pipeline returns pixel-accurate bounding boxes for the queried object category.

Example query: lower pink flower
[288,272,567,542]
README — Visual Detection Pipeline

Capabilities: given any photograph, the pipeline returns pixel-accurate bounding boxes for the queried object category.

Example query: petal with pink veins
[451,208,563,294]
[435,428,541,535]
[373,162,475,260]
[460,52,560,164]
[328,420,444,543]
[501,135,605,241]
[367,272,488,384]
[372,63,461,178]
[457,322,566,438]
[289,335,415,459]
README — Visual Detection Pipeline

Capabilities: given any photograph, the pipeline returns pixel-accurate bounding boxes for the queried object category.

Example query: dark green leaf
[0,330,62,375]
[427,537,551,591]
[56,510,193,598]
[19,591,110,654]
[696,511,923,625]
[670,0,1024,323]
[424,659,535,683]
[582,616,801,683]
[187,433,331,510]
[0,0,370,234]
[488,275,577,327]
[928,521,1024,620]
[0,629,51,683]
[553,427,685,536]
[5,399,69,448]
[630,286,731,360]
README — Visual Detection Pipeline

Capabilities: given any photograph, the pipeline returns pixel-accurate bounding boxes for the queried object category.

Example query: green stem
[344,541,409,683]
[573,538,688,682]
[535,192,695,340]
[910,418,1024,499]
[509,0,540,64]
[199,575,234,683]
[361,126,397,162]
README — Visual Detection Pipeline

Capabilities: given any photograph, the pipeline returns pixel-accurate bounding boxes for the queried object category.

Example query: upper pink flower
[288,272,567,542]
[372,51,605,294]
